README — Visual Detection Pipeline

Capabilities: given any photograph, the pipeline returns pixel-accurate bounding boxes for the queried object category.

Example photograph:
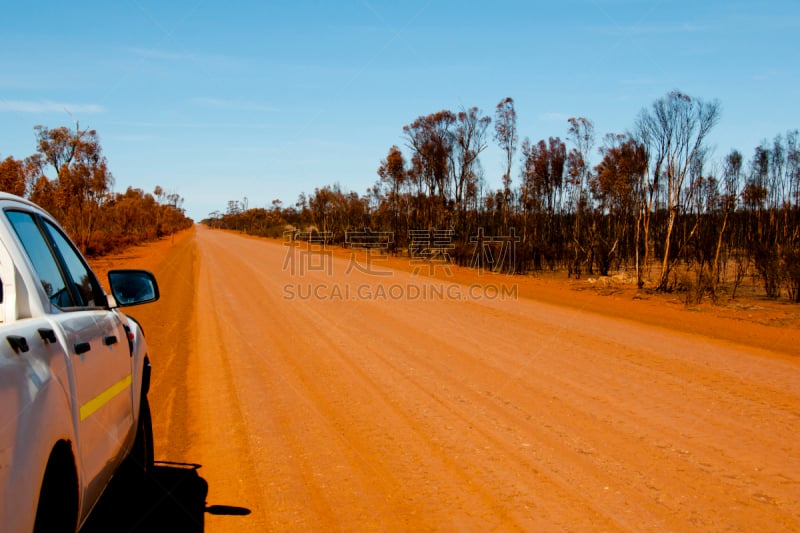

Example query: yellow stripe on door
[79,374,132,421]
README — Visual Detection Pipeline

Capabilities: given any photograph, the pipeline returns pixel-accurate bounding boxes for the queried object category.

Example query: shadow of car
[82,461,252,532]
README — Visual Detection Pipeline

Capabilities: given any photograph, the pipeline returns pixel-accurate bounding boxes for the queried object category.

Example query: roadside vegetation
[0,124,193,256]
[208,90,800,304]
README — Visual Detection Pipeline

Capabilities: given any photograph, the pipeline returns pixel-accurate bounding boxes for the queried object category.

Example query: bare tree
[451,107,491,233]
[519,136,567,269]
[377,145,407,251]
[566,117,595,277]
[714,149,742,290]
[494,97,517,228]
[636,90,721,291]
[403,111,455,227]
[787,130,800,207]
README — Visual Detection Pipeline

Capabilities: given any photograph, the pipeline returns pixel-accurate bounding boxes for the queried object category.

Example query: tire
[121,395,154,486]
[136,395,155,473]
[33,444,79,533]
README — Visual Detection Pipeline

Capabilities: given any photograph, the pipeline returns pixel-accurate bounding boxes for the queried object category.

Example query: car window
[5,210,75,307]
[42,220,100,307]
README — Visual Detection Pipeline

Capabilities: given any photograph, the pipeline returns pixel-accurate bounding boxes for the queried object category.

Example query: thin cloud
[110,134,163,142]
[540,112,568,122]
[126,47,243,68]
[621,22,707,35]
[0,100,105,113]
[108,120,272,130]
[127,47,197,61]
[189,97,280,113]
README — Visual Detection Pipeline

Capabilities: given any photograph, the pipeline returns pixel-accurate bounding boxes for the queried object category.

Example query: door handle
[38,328,57,343]
[7,335,29,354]
[74,342,91,355]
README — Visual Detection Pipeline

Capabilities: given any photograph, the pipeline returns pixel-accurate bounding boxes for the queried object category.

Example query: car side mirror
[108,270,160,307]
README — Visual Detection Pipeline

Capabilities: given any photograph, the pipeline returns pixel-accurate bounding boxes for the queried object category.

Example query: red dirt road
[96,226,800,531]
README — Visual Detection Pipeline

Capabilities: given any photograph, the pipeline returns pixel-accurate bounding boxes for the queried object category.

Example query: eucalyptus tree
[635,90,720,291]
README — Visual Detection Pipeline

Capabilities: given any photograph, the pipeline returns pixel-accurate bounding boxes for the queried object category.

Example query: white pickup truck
[0,192,159,531]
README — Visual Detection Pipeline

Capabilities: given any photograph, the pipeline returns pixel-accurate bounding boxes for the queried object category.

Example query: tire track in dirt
[188,236,274,526]
[195,231,440,530]
[284,290,616,530]
[118,230,199,462]
[288,282,677,530]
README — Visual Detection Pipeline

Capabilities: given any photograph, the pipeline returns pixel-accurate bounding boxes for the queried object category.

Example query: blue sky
[1,1,798,221]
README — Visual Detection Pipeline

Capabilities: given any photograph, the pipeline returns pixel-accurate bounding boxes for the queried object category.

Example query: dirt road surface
[95,226,800,531]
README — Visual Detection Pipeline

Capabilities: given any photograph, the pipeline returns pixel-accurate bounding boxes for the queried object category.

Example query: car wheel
[122,394,155,485]
[33,444,78,533]
[137,395,155,472]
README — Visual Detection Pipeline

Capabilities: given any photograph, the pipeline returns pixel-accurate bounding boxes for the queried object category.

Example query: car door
[4,210,132,503]
[0,314,67,531]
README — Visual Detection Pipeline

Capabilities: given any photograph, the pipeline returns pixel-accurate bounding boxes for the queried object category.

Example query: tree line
[207,90,800,303]
[0,124,193,256]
